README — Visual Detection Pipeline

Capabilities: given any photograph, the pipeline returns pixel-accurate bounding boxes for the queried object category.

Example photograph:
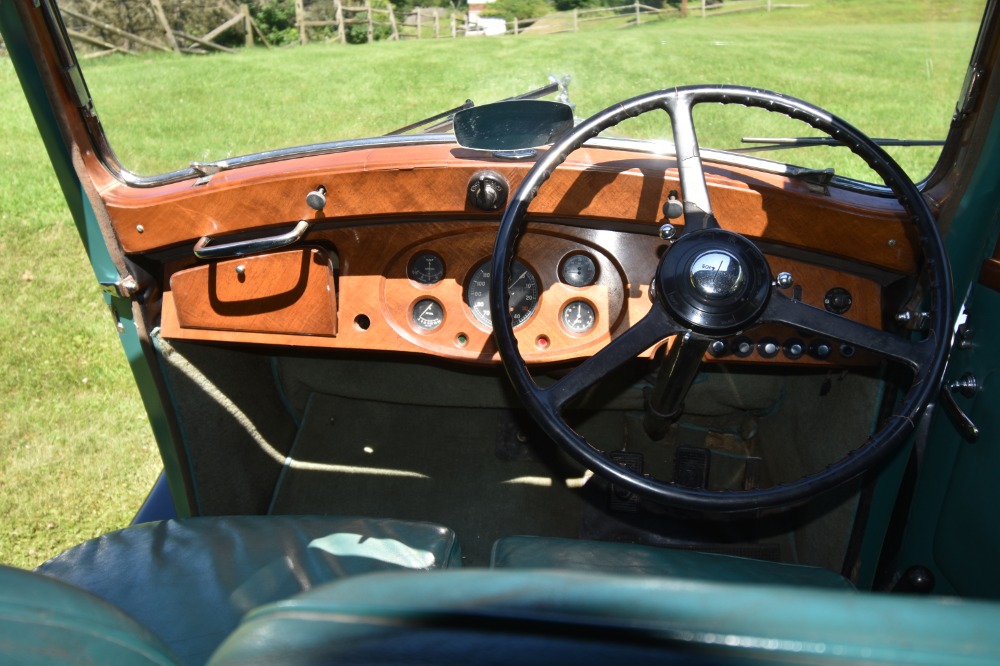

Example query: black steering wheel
[490,85,952,513]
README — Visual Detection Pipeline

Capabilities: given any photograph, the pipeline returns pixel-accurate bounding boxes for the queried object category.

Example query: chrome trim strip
[114,134,460,188]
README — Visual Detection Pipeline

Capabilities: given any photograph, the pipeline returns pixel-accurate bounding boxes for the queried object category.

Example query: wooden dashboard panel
[102,144,918,274]
[159,221,888,367]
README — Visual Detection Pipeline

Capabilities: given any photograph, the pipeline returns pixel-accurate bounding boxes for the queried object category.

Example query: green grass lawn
[0,0,985,569]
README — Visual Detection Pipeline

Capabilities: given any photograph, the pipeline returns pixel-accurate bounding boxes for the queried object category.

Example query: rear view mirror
[454,100,574,151]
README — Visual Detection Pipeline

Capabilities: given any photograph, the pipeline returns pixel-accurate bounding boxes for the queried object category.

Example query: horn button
[656,230,771,334]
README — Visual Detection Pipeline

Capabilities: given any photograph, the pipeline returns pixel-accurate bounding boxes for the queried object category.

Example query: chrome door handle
[940,372,980,442]
[193,220,310,259]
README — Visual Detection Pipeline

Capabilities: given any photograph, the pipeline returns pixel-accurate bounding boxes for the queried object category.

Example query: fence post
[365,0,374,42]
[434,11,440,38]
[241,4,253,46]
[451,12,456,37]
[573,7,578,31]
[701,0,706,19]
[388,2,399,40]
[149,0,180,52]
[417,8,422,38]
[295,0,307,43]
[514,16,518,35]
[635,0,640,25]
[336,0,346,43]
[680,0,687,18]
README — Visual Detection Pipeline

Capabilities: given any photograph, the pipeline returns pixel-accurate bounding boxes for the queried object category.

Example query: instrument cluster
[380,228,629,362]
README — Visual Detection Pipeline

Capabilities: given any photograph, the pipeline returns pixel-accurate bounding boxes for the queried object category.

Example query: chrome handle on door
[193,220,310,259]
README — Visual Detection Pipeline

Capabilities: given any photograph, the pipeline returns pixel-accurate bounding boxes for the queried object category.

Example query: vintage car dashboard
[99,143,917,368]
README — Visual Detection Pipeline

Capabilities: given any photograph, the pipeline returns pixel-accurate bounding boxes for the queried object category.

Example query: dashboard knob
[306,186,327,211]
[663,191,683,220]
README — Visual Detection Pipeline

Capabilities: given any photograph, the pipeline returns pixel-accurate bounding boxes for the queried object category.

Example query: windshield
[61,0,985,184]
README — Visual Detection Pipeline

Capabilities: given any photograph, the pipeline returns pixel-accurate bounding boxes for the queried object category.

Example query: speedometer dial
[466,259,539,329]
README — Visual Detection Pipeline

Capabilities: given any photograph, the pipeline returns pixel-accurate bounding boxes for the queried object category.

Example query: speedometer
[465,259,539,329]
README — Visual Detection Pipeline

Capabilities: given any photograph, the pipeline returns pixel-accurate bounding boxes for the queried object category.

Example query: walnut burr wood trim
[160,222,885,367]
[169,248,337,337]
[103,144,916,273]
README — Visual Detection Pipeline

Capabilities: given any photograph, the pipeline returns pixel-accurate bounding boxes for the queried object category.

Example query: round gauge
[560,253,597,287]
[466,259,539,329]
[408,251,445,285]
[412,299,444,331]
[561,300,596,334]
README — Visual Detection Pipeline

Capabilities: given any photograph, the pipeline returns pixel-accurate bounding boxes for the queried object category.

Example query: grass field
[0,0,986,569]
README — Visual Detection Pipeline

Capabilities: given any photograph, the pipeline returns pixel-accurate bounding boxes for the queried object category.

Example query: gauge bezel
[558,252,599,288]
[465,258,539,330]
[560,299,597,335]
[407,251,446,286]
[411,297,445,332]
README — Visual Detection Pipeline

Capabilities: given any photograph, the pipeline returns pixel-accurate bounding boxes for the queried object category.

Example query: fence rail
[49,0,805,55]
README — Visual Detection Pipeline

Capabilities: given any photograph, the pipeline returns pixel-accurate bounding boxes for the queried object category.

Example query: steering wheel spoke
[761,289,934,372]
[544,307,685,413]
[665,95,719,232]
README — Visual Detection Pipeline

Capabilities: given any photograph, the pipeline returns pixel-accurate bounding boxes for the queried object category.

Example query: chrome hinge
[99,275,139,299]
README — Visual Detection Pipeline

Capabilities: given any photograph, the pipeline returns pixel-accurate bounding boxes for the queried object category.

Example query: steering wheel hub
[689,250,745,299]
[657,229,771,335]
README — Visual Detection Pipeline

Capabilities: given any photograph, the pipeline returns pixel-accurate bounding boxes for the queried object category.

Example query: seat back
[35,516,460,665]
[209,569,1000,665]
[0,565,179,666]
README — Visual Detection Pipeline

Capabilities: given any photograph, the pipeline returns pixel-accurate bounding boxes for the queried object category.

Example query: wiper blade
[384,100,474,136]
[734,136,945,153]
[385,78,566,136]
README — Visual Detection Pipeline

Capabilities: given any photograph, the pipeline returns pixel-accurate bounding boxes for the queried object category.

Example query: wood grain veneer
[103,144,918,274]
[160,221,888,367]
[169,248,337,336]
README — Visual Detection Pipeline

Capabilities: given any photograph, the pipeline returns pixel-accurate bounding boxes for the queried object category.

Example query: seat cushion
[35,515,460,665]
[208,569,1000,665]
[490,535,853,590]
[0,565,179,665]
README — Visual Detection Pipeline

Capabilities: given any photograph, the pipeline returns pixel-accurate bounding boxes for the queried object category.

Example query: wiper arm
[384,77,567,136]
[734,136,945,153]
[384,99,474,136]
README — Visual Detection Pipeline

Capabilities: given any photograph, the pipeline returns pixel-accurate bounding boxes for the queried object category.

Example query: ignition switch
[468,170,508,211]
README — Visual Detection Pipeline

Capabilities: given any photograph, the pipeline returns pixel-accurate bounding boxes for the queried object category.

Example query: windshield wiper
[385,76,569,136]
[734,136,945,153]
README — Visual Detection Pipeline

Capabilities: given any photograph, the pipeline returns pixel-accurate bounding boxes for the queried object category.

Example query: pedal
[608,451,644,512]
[674,446,711,489]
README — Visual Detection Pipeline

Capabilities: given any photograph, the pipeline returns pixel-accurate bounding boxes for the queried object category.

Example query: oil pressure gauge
[562,300,596,334]
[412,299,444,331]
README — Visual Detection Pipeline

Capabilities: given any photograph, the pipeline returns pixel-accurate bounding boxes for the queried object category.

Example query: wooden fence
[52,0,806,55]
[60,1,270,58]
[699,0,808,18]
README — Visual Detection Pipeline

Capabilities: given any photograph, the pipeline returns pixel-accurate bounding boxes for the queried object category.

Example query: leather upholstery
[35,516,460,665]
[490,535,854,589]
[208,569,1000,665]
[0,565,179,665]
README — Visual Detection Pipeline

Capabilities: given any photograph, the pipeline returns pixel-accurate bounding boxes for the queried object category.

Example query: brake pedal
[674,446,711,489]
[608,451,644,512]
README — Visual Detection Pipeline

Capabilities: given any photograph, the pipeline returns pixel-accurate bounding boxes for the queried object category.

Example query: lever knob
[306,186,327,211]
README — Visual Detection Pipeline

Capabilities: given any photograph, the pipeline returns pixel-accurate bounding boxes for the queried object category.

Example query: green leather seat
[207,569,1000,665]
[33,516,460,665]
[0,565,179,666]
[491,535,853,589]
